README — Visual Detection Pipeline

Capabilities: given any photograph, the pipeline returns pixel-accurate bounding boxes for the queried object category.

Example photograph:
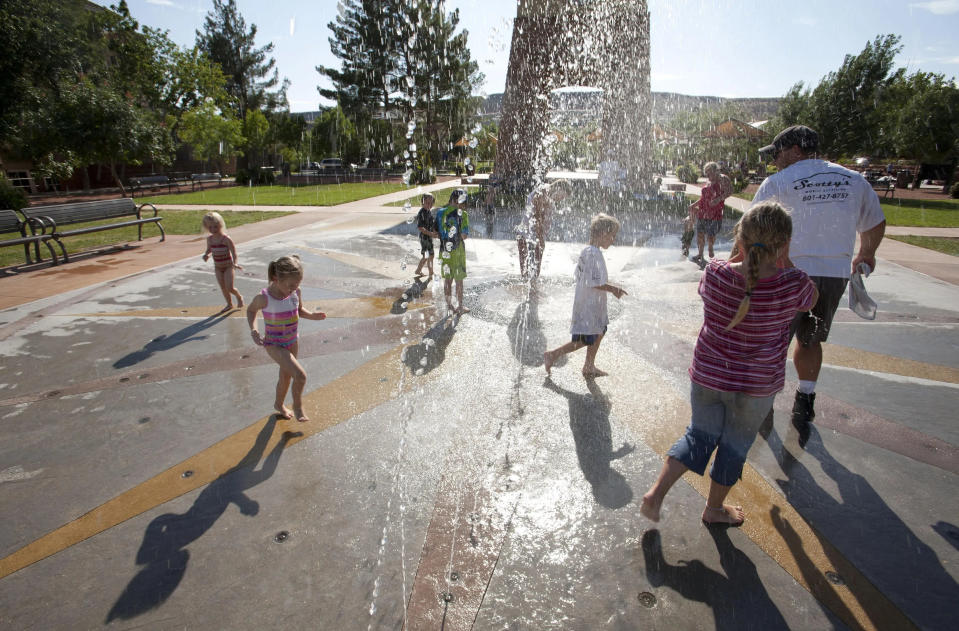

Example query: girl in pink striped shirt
[641,202,817,526]
[246,255,326,422]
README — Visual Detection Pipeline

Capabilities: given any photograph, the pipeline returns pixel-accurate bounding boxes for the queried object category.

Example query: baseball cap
[759,125,819,155]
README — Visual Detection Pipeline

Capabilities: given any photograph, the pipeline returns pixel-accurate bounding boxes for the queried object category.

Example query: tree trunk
[110,161,127,197]
[942,159,956,194]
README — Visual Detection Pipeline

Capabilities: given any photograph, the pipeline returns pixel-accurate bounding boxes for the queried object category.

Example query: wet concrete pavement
[0,188,958,630]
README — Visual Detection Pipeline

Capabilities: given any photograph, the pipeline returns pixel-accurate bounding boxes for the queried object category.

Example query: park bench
[130,175,173,197]
[0,208,61,266]
[19,198,164,264]
[871,178,895,199]
[191,172,223,191]
[666,183,687,192]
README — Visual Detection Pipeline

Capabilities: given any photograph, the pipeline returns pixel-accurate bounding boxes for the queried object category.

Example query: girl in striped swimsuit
[246,255,326,422]
[202,212,244,311]
[641,202,818,527]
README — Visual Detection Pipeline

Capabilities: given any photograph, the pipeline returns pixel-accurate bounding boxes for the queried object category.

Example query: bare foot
[294,408,310,423]
[582,368,608,378]
[220,304,234,313]
[274,405,293,420]
[640,493,662,522]
[236,297,244,308]
[702,504,745,526]
[543,351,554,375]
[456,306,470,315]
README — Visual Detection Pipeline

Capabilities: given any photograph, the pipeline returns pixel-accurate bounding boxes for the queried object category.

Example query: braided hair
[725,202,792,330]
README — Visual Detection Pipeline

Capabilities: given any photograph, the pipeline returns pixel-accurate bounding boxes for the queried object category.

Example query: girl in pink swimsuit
[246,255,326,422]
[202,212,244,311]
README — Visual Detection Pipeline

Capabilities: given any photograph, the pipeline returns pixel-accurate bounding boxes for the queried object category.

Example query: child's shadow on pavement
[391,278,430,314]
[402,314,458,375]
[544,377,633,508]
[641,528,788,630]
[113,312,233,369]
[105,418,300,622]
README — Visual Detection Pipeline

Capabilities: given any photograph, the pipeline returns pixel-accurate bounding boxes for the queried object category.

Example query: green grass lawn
[887,235,959,257]
[140,181,413,206]
[880,198,959,227]
[1,209,294,268]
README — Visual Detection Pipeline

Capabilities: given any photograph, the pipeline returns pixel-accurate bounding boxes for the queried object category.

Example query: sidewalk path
[0,181,461,311]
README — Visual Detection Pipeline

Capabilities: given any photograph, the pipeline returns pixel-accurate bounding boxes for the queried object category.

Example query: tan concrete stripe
[604,344,918,631]
[300,246,417,281]
[71,296,431,320]
[819,342,959,385]
[0,345,406,580]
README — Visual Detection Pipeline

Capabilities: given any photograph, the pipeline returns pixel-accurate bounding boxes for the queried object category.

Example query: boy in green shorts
[436,189,470,315]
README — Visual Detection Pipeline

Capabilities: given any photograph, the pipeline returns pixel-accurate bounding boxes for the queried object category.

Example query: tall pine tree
[196,0,287,121]
[318,0,482,168]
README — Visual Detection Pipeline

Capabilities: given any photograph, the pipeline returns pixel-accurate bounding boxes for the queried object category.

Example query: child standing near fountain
[414,193,437,279]
[201,212,244,311]
[543,213,627,378]
[246,255,326,422]
[436,189,470,314]
[640,202,817,526]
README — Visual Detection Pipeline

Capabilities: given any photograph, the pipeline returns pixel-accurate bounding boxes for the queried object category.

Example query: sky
[123,0,959,113]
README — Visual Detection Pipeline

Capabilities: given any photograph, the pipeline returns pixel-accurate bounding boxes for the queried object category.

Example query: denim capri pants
[667,382,775,486]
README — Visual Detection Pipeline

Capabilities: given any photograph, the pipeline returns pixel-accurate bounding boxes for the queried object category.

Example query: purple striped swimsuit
[261,288,299,348]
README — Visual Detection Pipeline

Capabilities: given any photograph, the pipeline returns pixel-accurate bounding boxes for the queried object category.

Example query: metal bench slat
[18,199,163,264]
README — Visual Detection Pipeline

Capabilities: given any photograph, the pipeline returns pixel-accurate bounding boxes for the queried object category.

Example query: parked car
[319,158,344,170]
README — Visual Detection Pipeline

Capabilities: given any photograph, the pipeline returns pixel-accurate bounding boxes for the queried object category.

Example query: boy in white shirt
[544,213,627,378]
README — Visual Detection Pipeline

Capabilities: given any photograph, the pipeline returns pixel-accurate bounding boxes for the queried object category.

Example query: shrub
[235,168,275,186]
[0,176,28,211]
[675,163,700,184]
[950,181,959,199]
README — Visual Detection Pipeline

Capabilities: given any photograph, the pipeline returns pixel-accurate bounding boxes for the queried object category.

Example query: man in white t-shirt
[752,125,886,440]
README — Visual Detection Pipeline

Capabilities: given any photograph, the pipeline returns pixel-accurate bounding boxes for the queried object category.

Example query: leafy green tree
[148,39,232,138]
[311,106,362,162]
[21,78,172,193]
[0,0,85,148]
[179,100,245,172]
[767,82,812,134]
[476,121,499,163]
[265,111,307,169]
[888,72,959,163]
[808,34,904,157]
[887,71,959,191]
[241,109,270,168]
